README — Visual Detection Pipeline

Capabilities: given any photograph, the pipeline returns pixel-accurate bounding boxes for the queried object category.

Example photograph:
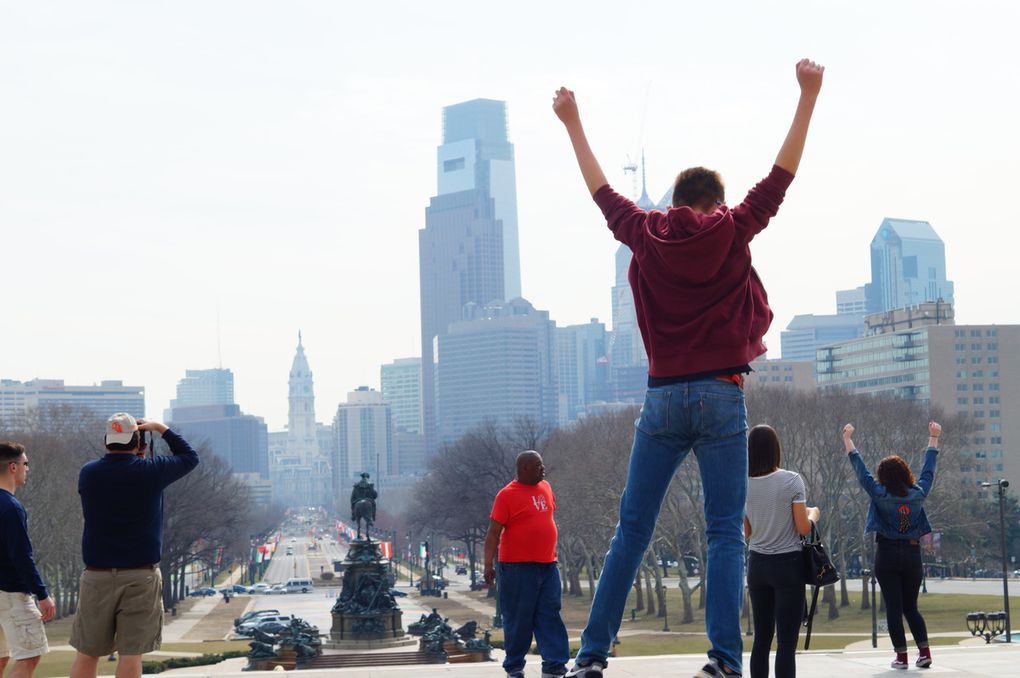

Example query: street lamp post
[982,479,1012,643]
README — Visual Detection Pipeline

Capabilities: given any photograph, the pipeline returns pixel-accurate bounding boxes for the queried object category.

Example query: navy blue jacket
[848,447,938,540]
[0,489,48,599]
[79,429,199,568]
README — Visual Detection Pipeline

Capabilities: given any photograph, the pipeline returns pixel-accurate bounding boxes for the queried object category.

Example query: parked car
[234,609,280,628]
[237,614,293,634]
[268,584,288,595]
[255,621,291,635]
[251,583,272,594]
[455,565,468,575]
[220,584,252,595]
[188,587,217,597]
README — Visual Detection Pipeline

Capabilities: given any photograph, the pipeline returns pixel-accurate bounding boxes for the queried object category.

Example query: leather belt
[85,564,156,572]
[876,536,919,546]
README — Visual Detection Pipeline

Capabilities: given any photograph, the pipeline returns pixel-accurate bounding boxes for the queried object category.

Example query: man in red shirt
[484,451,568,678]
[552,59,824,678]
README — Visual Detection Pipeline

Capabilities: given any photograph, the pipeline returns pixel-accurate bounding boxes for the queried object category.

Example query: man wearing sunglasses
[0,441,56,678]
[69,413,199,678]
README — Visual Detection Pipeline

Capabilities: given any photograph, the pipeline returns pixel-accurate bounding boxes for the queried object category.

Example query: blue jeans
[576,379,748,674]
[499,561,570,675]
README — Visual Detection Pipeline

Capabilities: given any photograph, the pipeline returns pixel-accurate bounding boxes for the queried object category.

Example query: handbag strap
[802,521,822,546]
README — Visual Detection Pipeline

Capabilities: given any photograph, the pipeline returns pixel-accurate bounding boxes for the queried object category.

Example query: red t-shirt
[490,479,558,563]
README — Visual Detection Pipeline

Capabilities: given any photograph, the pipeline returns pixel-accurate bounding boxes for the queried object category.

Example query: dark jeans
[874,538,929,652]
[747,550,804,678]
[499,562,569,676]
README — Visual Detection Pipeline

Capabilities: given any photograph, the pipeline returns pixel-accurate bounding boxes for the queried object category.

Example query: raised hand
[552,87,580,126]
[796,58,824,98]
[842,423,855,452]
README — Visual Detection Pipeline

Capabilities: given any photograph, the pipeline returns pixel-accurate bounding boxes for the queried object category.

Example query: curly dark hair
[877,455,916,497]
[748,425,781,478]
[671,167,725,211]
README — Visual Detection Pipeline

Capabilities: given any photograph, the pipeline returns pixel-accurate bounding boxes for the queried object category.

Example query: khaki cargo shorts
[0,591,49,660]
[70,567,163,656]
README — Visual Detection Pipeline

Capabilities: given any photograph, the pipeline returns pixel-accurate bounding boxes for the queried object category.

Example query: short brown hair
[877,455,916,497]
[0,442,26,464]
[748,425,781,478]
[672,167,725,210]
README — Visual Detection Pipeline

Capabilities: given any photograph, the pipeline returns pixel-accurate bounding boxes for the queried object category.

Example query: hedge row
[142,650,248,674]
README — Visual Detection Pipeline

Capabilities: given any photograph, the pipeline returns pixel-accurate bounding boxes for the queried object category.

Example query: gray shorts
[0,591,49,660]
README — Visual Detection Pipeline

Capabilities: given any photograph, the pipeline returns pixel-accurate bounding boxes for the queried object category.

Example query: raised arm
[553,87,609,196]
[774,59,824,175]
[916,421,942,496]
[843,423,882,498]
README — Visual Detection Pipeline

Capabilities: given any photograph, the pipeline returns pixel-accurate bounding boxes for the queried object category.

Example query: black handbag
[802,522,840,650]
[802,523,840,587]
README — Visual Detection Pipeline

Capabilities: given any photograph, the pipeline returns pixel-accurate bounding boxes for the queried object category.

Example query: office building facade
[0,379,144,427]
[436,298,558,444]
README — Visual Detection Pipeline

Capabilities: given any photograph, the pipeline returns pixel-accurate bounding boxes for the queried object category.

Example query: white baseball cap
[105,412,138,445]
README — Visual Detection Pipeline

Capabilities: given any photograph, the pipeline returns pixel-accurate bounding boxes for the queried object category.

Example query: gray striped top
[746,469,806,555]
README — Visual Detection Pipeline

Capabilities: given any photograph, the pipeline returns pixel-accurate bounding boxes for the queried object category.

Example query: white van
[284,578,313,593]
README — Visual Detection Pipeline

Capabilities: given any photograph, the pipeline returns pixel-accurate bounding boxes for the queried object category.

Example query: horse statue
[350,472,377,540]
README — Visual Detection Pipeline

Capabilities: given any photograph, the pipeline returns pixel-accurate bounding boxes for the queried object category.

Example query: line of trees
[407,387,1018,625]
[2,405,277,618]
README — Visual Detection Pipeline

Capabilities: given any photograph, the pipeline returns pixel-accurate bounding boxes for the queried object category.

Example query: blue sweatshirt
[79,429,199,568]
[0,489,48,599]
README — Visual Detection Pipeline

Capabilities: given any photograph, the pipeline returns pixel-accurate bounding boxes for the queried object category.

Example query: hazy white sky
[2,1,1017,430]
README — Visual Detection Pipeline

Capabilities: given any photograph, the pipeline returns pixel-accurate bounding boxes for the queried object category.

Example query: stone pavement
[160,642,1018,677]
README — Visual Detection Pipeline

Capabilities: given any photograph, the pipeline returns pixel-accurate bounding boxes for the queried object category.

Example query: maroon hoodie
[593,164,794,378]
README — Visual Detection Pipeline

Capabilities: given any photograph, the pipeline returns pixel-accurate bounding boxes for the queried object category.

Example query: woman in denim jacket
[843,421,941,671]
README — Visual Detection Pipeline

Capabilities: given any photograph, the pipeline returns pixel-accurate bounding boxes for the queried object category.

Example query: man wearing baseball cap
[69,414,199,678]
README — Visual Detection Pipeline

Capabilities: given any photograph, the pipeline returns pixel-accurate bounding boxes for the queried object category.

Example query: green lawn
[470,586,1014,643]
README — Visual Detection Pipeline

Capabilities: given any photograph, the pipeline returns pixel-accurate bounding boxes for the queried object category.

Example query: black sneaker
[694,659,741,678]
[915,655,932,669]
[565,660,605,678]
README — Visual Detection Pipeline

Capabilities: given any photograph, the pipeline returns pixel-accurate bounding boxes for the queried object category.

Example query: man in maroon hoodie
[553,59,824,678]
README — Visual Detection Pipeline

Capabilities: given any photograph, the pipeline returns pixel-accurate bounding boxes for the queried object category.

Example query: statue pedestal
[327,538,411,648]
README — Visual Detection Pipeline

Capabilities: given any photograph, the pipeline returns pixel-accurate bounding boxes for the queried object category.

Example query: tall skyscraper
[165,368,235,420]
[168,404,269,478]
[556,319,610,423]
[380,358,423,434]
[332,387,393,505]
[420,98,521,453]
[438,99,521,299]
[0,379,143,426]
[865,218,954,313]
[835,286,867,315]
[436,298,558,444]
[780,313,866,363]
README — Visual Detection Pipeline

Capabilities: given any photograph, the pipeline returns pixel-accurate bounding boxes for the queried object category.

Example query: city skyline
[2,2,1018,429]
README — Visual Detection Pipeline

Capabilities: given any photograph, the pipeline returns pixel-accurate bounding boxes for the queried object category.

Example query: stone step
[298,651,446,669]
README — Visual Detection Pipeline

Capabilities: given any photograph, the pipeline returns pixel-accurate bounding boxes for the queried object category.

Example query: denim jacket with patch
[847,448,938,540]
